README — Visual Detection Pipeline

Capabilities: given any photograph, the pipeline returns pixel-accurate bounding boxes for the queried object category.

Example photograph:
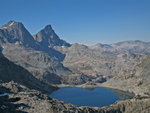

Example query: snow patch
[48,45,51,48]
[0,93,9,97]
[9,22,14,26]
[53,56,58,61]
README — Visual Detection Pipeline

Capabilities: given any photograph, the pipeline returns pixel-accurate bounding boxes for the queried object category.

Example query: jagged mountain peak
[0,21,68,62]
[38,24,56,39]
[44,24,53,31]
[0,21,39,49]
[0,20,24,29]
[33,24,71,47]
[7,20,21,25]
[38,24,54,35]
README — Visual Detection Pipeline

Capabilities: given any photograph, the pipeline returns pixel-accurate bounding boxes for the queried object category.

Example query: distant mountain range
[90,40,150,54]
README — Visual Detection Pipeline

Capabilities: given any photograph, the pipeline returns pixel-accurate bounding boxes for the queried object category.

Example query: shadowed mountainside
[0,51,56,93]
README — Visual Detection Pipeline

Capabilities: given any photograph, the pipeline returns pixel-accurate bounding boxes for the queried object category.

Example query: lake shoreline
[54,83,135,97]
[49,87,122,107]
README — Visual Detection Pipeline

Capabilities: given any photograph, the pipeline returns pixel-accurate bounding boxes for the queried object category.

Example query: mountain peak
[33,24,71,47]
[8,20,18,24]
[0,20,24,30]
[44,24,53,30]
[41,24,54,34]
[0,21,39,49]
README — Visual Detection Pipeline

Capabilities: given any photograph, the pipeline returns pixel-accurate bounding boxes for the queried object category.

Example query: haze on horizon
[0,0,150,45]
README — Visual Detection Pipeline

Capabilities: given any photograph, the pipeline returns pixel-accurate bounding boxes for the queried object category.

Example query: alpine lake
[49,87,134,107]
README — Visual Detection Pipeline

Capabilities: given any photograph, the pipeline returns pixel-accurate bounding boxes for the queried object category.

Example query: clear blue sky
[0,0,150,45]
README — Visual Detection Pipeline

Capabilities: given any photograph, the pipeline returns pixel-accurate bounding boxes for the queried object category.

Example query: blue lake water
[49,87,121,107]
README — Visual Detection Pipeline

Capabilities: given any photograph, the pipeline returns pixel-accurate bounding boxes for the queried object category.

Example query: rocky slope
[59,43,146,82]
[0,51,56,94]
[102,54,150,95]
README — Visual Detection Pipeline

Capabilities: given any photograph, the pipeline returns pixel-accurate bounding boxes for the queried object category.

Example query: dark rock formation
[33,25,71,48]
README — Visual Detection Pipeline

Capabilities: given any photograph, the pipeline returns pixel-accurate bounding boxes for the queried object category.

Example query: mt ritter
[0,21,150,113]
[33,24,71,48]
